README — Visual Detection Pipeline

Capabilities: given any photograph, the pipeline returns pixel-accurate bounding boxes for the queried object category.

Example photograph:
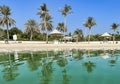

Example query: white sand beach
[0,41,120,52]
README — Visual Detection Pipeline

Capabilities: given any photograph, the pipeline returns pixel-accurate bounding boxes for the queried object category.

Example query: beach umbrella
[101,32,111,37]
[49,29,63,43]
[49,29,63,36]
[101,32,111,41]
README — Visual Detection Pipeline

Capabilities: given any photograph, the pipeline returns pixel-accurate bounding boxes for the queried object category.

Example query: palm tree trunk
[6,25,9,41]
[64,16,66,43]
[88,50,91,60]
[30,31,33,41]
[113,35,115,44]
[113,31,116,44]
[76,35,78,44]
[44,15,48,44]
[84,28,86,42]
[46,30,48,44]
[88,28,91,44]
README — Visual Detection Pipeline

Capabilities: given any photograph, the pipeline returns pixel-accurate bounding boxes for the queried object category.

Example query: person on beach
[13,34,17,43]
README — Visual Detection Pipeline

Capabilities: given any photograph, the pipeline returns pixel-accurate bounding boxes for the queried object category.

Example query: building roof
[101,32,111,37]
[49,29,63,35]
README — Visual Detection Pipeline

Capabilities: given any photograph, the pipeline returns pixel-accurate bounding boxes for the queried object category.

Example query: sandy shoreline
[0,41,120,52]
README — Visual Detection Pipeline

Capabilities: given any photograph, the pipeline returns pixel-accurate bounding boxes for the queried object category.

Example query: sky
[0,0,120,35]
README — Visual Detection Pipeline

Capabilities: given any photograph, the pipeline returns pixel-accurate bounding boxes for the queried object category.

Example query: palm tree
[37,3,53,44]
[84,17,96,43]
[0,5,15,41]
[40,14,53,42]
[56,22,66,41]
[40,14,53,31]
[73,28,83,42]
[56,22,66,33]
[111,23,119,44]
[60,4,72,42]
[24,19,39,41]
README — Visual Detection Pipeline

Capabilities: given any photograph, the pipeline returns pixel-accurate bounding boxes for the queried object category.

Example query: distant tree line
[0,27,120,42]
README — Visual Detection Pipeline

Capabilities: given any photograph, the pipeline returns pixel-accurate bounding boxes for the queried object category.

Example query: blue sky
[0,0,120,35]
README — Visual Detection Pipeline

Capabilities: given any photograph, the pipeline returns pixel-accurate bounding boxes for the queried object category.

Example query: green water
[0,49,120,84]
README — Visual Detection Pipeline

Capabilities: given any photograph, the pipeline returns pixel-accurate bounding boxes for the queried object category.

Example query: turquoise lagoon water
[0,49,120,84]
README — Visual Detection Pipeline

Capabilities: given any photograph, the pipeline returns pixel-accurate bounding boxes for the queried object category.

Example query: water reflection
[62,68,70,84]
[100,50,110,59]
[57,49,68,67]
[0,49,120,84]
[72,49,84,60]
[109,50,118,66]
[2,52,20,81]
[27,51,42,71]
[14,51,18,61]
[83,50,96,73]
[39,50,54,84]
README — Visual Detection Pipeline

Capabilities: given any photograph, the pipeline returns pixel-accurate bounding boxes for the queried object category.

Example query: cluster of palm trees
[0,4,72,43]
[37,3,72,43]
[0,4,120,43]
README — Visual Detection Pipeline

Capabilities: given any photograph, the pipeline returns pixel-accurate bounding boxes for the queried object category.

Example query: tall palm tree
[60,4,72,42]
[84,17,96,43]
[111,23,119,44]
[40,13,53,42]
[37,3,53,44]
[0,5,15,41]
[24,19,39,41]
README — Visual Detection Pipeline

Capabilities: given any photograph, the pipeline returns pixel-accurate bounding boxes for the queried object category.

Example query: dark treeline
[0,27,120,41]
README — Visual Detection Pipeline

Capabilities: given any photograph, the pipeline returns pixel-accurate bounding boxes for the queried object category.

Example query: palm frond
[111,23,119,32]
[84,17,96,29]
[60,4,72,16]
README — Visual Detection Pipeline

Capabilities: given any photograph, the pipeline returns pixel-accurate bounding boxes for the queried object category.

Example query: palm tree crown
[25,19,39,41]
[60,4,72,17]
[40,14,53,32]
[74,29,83,37]
[0,5,11,15]
[84,17,96,29]
[37,3,49,19]
[56,22,67,33]
[111,23,119,32]
[0,5,15,40]
[73,29,83,42]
